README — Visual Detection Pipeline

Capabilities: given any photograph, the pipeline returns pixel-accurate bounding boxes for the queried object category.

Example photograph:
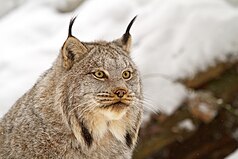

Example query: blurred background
[1,0,238,158]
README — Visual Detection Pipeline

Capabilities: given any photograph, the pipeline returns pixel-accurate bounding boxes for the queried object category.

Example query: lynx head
[57,17,142,145]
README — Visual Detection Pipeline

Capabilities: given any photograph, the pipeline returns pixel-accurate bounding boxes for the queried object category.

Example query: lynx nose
[114,89,127,98]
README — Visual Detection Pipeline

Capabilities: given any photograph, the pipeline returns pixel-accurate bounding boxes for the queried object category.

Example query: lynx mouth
[97,100,130,119]
[102,101,129,109]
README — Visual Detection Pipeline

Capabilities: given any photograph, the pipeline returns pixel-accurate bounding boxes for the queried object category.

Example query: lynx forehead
[0,16,143,159]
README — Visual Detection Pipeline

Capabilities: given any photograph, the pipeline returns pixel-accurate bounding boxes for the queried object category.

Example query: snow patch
[177,119,196,131]
[226,148,238,159]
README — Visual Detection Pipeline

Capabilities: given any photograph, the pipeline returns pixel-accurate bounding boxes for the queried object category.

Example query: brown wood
[182,62,236,89]
[133,64,238,159]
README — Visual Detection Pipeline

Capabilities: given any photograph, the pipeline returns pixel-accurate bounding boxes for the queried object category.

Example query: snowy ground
[227,149,238,159]
[1,0,238,122]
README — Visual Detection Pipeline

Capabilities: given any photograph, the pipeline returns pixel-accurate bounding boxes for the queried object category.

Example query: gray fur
[0,17,143,159]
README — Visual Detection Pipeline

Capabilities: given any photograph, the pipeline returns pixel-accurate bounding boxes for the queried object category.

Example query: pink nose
[114,89,127,98]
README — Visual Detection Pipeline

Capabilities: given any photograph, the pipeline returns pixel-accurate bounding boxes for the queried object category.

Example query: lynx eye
[122,70,132,80]
[93,70,107,79]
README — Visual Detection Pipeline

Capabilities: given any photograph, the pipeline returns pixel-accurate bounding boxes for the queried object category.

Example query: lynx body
[0,16,142,159]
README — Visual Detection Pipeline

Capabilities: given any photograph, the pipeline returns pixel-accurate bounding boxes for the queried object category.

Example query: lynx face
[60,17,142,122]
[67,43,142,120]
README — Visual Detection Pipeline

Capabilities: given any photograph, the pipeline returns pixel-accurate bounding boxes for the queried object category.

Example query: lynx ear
[62,16,87,70]
[114,16,137,53]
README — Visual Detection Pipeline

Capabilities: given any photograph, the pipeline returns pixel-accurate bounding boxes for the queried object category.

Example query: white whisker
[69,99,96,115]
[133,97,159,115]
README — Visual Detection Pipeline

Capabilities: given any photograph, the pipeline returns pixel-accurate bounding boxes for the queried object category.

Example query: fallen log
[134,64,238,159]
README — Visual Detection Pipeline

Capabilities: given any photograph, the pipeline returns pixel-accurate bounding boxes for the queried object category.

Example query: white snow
[0,0,27,17]
[198,103,217,117]
[177,119,196,131]
[1,0,238,119]
[229,129,238,159]
[226,149,238,159]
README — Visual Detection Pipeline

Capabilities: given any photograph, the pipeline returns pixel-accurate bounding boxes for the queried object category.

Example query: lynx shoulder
[0,16,143,159]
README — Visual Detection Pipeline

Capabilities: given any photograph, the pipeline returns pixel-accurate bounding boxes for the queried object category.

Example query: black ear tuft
[122,16,137,44]
[68,16,77,37]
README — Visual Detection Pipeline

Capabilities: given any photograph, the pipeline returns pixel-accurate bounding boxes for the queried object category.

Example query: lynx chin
[0,16,143,159]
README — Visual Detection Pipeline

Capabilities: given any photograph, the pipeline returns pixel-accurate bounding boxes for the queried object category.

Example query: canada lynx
[0,16,143,159]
